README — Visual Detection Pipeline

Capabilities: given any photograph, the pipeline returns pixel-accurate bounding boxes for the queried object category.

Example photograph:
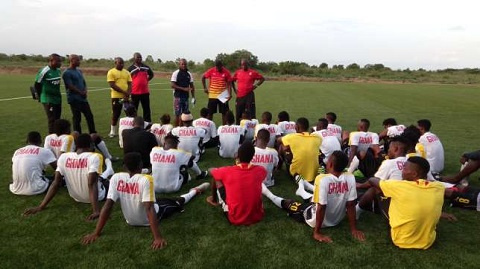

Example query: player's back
[255,123,280,148]
[150,147,191,193]
[349,131,379,152]
[375,156,407,180]
[327,123,343,143]
[193,118,217,143]
[251,147,279,187]
[240,119,258,141]
[57,152,105,203]
[218,125,244,158]
[387,125,406,138]
[312,130,341,162]
[418,132,444,173]
[171,126,205,160]
[278,121,296,136]
[150,123,173,146]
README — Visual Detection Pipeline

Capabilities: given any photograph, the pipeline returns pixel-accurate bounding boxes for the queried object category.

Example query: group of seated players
[10,107,480,250]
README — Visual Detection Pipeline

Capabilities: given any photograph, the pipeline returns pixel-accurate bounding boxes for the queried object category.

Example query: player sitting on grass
[277,111,296,136]
[207,142,267,226]
[170,112,206,162]
[118,105,150,148]
[150,114,174,147]
[262,150,365,243]
[24,134,112,220]
[367,156,455,249]
[325,112,343,144]
[312,118,341,165]
[217,110,245,158]
[277,117,321,182]
[254,111,281,148]
[81,152,210,249]
[378,118,405,153]
[251,129,279,187]
[346,118,382,178]
[44,119,75,158]
[442,150,480,185]
[10,131,57,196]
[193,107,218,149]
[417,119,444,174]
[239,112,258,142]
[151,134,207,193]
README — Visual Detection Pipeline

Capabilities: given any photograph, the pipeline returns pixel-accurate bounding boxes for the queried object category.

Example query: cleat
[109,156,120,162]
[108,133,116,138]
[196,170,208,180]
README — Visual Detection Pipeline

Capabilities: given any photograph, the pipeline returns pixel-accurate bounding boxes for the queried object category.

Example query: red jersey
[128,64,153,95]
[232,69,263,98]
[203,67,232,98]
[211,163,266,225]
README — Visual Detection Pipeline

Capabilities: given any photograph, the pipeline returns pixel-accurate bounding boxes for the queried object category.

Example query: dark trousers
[235,92,256,124]
[111,98,123,126]
[43,103,62,134]
[131,93,151,122]
[70,102,96,134]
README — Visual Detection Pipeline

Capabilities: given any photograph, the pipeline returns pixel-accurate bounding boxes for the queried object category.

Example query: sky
[1,0,480,70]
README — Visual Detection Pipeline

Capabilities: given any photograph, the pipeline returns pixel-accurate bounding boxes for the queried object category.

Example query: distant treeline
[1,50,479,84]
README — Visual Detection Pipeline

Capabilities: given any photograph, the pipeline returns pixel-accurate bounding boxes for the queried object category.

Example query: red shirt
[232,69,264,98]
[203,67,232,98]
[211,163,266,225]
[128,64,153,95]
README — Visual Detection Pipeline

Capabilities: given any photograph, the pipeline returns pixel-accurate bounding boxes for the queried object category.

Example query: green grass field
[1,74,480,269]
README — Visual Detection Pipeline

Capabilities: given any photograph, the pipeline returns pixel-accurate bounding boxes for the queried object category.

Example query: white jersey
[240,119,258,141]
[193,118,217,143]
[255,123,281,148]
[119,117,149,148]
[348,131,379,152]
[251,147,279,187]
[418,132,445,173]
[150,147,191,193]
[386,125,406,138]
[150,123,173,147]
[277,121,296,136]
[171,126,206,162]
[327,123,343,143]
[304,173,357,228]
[107,173,156,226]
[218,125,245,158]
[10,145,56,195]
[375,156,407,180]
[57,152,105,203]
[44,134,75,158]
[312,129,341,163]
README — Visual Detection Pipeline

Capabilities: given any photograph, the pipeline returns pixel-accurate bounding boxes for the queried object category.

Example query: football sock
[191,162,202,175]
[100,159,114,179]
[181,189,197,204]
[96,141,112,160]
[296,179,313,200]
[262,183,283,208]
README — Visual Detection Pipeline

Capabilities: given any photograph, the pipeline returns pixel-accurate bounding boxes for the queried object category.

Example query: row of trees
[1,51,480,77]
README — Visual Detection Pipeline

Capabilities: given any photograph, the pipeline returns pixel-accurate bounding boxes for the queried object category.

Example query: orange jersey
[203,67,232,98]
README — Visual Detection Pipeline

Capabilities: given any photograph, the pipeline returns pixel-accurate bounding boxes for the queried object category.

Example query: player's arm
[368,177,381,189]
[346,200,366,241]
[64,73,84,96]
[87,172,100,221]
[378,129,388,141]
[253,77,265,89]
[170,82,190,92]
[144,201,167,249]
[201,75,208,93]
[147,67,154,81]
[23,171,63,216]
[49,160,57,170]
[108,81,128,95]
[231,81,237,94]
[82,199,115,245]
[312,204,332,243]
[190,82,195,98]
[348,145,358,165]
[34,82,42,97]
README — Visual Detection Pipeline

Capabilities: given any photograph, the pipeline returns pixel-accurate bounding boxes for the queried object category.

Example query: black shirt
[122,127,158,168]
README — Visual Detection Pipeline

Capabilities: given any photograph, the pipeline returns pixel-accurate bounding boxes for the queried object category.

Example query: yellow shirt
[380,179,444,249]
[282,132,321,182]
[107,68,132,98]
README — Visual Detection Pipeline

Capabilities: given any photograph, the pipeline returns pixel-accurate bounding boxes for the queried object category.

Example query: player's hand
[86,212,100,221]
[81,233,99,245]
[351,229,366,242]
[206,196,219,207]
[203,88,208,93]
[23,206,43,216]
[441,212,457,222]
[151,238,167,250]
[313,231,332,243]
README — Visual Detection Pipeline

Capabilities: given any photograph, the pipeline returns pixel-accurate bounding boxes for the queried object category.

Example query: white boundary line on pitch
[0,82,171,102]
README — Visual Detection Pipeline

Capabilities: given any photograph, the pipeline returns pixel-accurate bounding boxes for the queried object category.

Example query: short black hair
[317,118,329,129]
[389,135,408,155]
[200,107,210,118]
[125,105,137,117]
[133,116,144,128]
[164,134,179,147]
[262,111,272,123]
[76,133,92,149]
[407,156,430,178]
[124,152,143,172]
[326,112,337,123]
[401,125,421,150]
[238,141,255,163]
[360,118,370,129]
[331,150,348,172]
[160,114,171,124]
[417,119,431,132]
[383,118,397,126]
[27,131,41,145]
[296,117,309,131]
[225,110,235,125]
[54,119,71,135]
[256,129,270,143]
[278,111,290,122]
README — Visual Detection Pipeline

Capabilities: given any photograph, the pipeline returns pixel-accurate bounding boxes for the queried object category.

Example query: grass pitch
[1,74,480,268]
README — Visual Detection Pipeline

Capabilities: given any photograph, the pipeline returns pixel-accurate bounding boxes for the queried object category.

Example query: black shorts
[450,188,480,210]
[208,98,229,114]
[156,198,184,221]
[285,200,314,223]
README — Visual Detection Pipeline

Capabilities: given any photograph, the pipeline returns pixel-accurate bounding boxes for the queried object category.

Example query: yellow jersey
[282,132,321,182]
[107,68,132,98]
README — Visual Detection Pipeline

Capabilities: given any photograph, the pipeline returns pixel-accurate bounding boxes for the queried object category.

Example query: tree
[203,58,214,68]
[215,49,258,72]
[145,55,154,63]
[346,63,360,70]
[319,63,328,69]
